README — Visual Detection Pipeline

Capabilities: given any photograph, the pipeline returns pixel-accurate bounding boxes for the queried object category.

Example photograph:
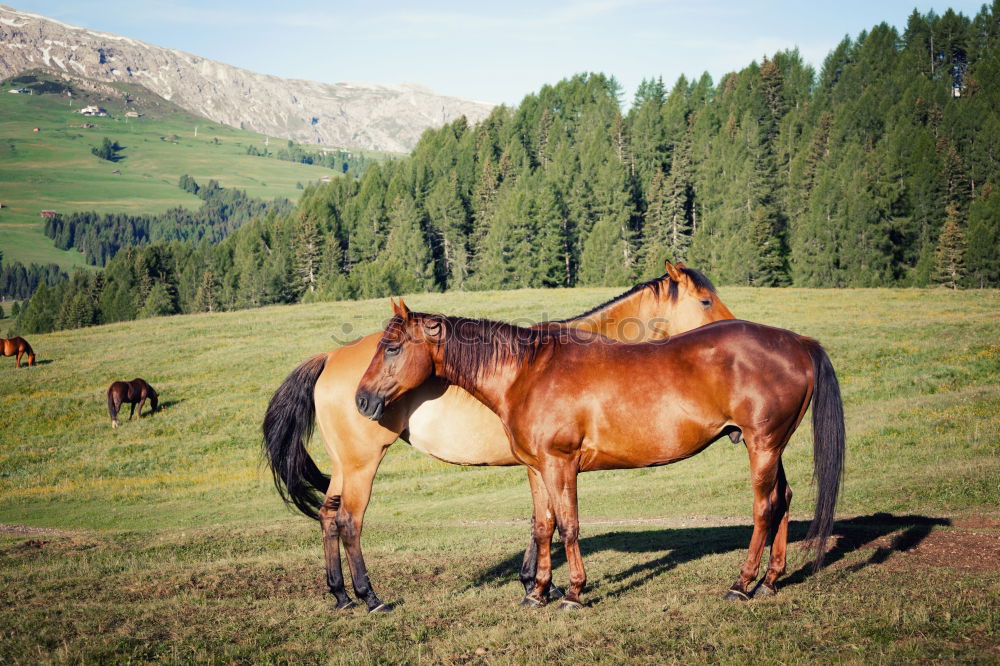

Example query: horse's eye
[700,298,712,308]
[385,346,401,356]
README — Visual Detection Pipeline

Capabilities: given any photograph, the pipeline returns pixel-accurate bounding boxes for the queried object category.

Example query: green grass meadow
[0,84,341,269]
[0,286,998,663]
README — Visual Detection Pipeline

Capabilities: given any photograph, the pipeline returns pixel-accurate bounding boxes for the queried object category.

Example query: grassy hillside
[0,286,997,662]
[0,73,366,270]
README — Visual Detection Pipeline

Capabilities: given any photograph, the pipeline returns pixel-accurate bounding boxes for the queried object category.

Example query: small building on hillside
[40,210,57,218]
[8,88,30,94]
[124,111,142,118]
[79,105,107,117]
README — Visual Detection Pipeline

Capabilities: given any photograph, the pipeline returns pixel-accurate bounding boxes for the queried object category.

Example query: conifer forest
[8,6,1000,335]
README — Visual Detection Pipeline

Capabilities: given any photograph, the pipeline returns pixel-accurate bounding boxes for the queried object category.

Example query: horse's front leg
[128,402,136,420]
[137,396,147,418]
[520,468,563,600]
[522,466,555,608]
[337,458,390,613]
[540,459,586,610]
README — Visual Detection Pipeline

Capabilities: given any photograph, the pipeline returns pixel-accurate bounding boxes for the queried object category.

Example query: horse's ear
[664,260,685,283]
[397,297,411,319]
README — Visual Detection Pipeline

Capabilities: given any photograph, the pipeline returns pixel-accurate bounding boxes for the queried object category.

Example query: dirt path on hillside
[0,523,77,537]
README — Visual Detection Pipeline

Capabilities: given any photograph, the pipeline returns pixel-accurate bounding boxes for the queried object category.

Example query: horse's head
[356,298,437,421]
[650,260,734,338]
[148,387,159,413]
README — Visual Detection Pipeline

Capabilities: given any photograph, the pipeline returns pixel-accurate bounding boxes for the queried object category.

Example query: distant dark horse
[107,379,159,428]
[1,336,35,368]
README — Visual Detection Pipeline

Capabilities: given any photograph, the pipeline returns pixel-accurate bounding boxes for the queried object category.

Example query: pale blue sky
[9,1,990,105]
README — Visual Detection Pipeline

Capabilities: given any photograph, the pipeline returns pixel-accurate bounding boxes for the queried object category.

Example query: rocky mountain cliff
[0,5,494,153]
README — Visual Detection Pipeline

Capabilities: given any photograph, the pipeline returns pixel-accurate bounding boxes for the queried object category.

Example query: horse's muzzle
[355,390,385,421]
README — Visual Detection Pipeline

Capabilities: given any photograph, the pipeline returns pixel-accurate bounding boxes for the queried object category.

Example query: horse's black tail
[804,340,846,571]
[107,385,118,423]
[262,353,331,520]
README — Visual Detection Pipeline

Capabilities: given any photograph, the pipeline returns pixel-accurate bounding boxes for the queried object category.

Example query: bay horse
[1,336,35,368]
[356,300,845,610]
[263,262,735,613]
[107,378,159,428]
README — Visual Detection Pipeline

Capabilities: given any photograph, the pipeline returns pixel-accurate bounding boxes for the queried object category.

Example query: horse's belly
[406,386,518,466]
[579,417,720,471]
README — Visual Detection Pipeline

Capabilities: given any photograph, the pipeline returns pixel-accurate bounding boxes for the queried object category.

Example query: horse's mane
[557,266,716,323]
[395,313,553,390]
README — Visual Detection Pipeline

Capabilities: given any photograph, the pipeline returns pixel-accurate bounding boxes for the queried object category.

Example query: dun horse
[107,378,159,428]
[356,300,845,609]
[263,262,735,612]
[1,336,35,368]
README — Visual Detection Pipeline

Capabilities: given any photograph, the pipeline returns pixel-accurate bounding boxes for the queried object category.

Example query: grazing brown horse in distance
[1,336,35,368]
[263,261,735,613]
[356,300,845,610]
[107,379,159,428]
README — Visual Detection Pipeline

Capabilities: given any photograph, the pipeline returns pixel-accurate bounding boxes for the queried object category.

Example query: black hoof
[723,587,750,602]
[520,595,546,609]
[548,584,565,600]
[752,583,777,599]
[334,599,358,611]
[368,602,392,614]
[556,599,584,611]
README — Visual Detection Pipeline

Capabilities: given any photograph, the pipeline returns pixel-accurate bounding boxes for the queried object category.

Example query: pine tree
[578,215,633,286]
[425,173,471,289]
[964,184,1000,287]
[531,179,569,287]
[640,169,671,277]
[934,203,967,288]
[294,214,322,295]
[139,282,176,317]
[194,270,218,312]
[380,194,436,295]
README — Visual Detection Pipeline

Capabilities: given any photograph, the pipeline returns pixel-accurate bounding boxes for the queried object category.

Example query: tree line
[43,176,293,266]
[0,254,66,301]
[12,5,1000,335]
[245,140,381,176]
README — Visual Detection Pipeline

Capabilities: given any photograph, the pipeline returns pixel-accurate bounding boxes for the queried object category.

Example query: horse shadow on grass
[469,513,950,603]
[155,399,183,412]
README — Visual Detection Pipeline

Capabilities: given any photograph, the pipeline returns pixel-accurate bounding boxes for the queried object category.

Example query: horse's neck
[563,292,654,337]
[431,342,526,420]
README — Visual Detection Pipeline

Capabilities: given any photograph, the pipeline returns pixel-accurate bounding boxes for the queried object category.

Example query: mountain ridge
[0,4,495,152]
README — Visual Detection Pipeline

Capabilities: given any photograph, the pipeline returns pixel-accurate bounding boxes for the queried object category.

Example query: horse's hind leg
[110,396,122,428]
[753,459,792,598]
[725,442,782,602]
[319,493,356,610]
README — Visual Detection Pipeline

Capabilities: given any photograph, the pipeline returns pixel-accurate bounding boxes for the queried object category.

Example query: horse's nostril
[356,394,368,412]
